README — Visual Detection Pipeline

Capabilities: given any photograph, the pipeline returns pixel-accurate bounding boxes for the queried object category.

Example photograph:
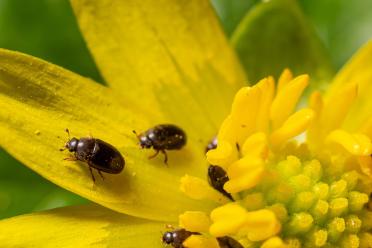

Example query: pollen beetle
[133,124,186,164]
[217,236,244,248]
[208,165,233,201]
[162,228,199,248]
[61,129,124,182]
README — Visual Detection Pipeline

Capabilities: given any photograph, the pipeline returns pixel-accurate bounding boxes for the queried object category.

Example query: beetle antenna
[132,130,140,139]
[65,128,71,139]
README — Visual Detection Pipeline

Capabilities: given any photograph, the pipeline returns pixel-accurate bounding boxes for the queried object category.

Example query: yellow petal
[224,159,265,193]
[330,39,372,132]
[357,156,372,177]
[209,203,248,237]
[0,204,169,247]
[256,77,275,133]
[307,91,323,148]
[180,175,228,204]
[242,132,268,159]
[270,108,315,148]
[219,86,262,145]
[179,211,211,232]
[183,235,220,248]
[244,209,281,241]
[309,91,323,118]
[359,116,372,139]
[261,236,288,248]
[277,68,293,92]
[326,130,372,156]
[270,74,309,129]
[206,139,237,169]
[226,155,264,179]
[0,49,214,221]
[70,0,246,139]
[320,83,358,135]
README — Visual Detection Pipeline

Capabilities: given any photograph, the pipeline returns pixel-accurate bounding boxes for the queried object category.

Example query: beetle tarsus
[89,166,96,183]
[98,170,104,180]
[161,150,168,164]
[63,156,77,161]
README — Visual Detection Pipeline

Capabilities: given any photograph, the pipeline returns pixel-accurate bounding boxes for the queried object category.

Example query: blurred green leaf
[210,0,259,36]
[0,0,101,82]
[231,0,335,87]
[298,0,372,70]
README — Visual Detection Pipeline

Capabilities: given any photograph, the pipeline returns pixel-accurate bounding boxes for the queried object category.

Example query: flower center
[177,70,372,248]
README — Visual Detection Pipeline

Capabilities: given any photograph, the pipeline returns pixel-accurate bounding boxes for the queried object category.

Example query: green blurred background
[0,0,371,219]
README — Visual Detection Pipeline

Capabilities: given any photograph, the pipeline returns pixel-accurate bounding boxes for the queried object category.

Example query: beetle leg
[161,150,168,164]
[98,170,105,180]
[63,156,77,161]
[148,149,160,159]
[88,166,96,183]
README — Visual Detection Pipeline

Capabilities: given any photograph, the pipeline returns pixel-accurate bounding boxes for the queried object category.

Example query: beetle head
[65,138,79,152]
[133,130,152,149]
[162,231,174,244]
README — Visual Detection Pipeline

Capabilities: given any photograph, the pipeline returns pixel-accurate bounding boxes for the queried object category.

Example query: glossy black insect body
[208,165,233,201]
[217,236,244,248]
[134,124,186,164]
[205,136,218,153]
[62,129,124,182]
[162,228,199,248]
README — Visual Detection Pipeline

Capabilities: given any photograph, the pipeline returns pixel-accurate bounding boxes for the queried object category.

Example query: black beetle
[133,124,186,164]
[208,165,233,201]
[61,129,124,182]
[217,236,244,248]
[162,228,199,248]
[205,137,233,201]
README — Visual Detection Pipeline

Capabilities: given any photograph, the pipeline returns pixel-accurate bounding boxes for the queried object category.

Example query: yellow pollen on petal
[179,211,211,233]
[270,74,309,129]
[270,108,315,148]
[183,235,220,248]
[180,175,229,203]
[277,68,293,92]
[261,236,288,248]
[326,129,372,156]
[242,132,269,159]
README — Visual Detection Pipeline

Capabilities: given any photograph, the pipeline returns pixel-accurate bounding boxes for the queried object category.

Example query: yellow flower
[0,1,371,248]
[180,68,372,247]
